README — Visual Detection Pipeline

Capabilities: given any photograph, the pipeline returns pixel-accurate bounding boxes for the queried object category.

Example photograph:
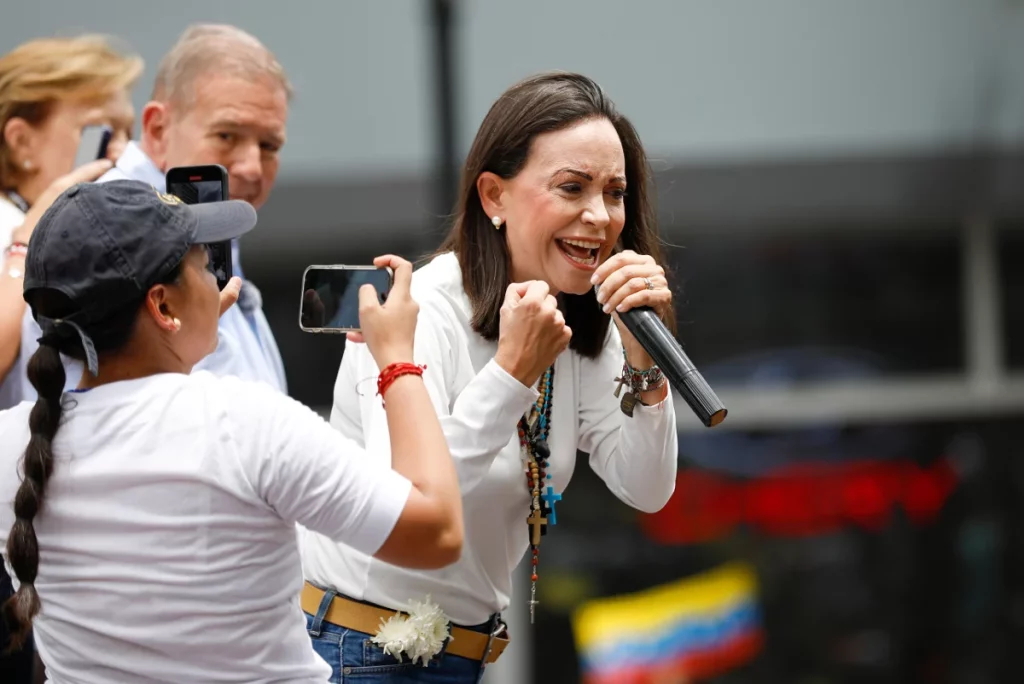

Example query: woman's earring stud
[492,216,502,230]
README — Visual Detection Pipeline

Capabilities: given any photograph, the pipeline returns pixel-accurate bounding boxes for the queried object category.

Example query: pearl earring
[22,160,32,171]
[172,317,182,331]
[491,216,502,230]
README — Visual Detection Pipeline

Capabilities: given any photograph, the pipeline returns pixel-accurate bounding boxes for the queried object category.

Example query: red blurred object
[642,459,959,544]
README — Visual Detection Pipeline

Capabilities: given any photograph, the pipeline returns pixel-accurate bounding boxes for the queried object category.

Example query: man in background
[21,24,291,393]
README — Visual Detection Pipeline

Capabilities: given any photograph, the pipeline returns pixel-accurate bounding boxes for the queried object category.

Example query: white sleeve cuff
[635,391,672,414]
[349,467,414,556]
[472,358,540,416]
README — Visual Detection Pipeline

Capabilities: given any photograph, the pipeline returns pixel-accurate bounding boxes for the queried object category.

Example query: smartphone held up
[74,125,113,168]
[298,265,394,334]
[165,164,234,290]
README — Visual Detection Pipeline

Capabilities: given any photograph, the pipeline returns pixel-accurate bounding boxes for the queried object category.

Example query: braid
[3,343,65,652]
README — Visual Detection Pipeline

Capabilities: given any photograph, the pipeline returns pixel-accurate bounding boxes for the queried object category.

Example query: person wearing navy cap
[0,180,463,683]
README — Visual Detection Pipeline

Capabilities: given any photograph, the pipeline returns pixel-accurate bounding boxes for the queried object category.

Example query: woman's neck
[12,179,45,208]
[77,351,190,390]
[508,264,560,296]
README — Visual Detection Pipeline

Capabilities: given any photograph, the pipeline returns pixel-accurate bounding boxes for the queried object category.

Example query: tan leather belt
[301,582,510,664]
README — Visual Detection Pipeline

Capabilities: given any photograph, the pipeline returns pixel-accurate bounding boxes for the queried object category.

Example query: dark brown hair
[436,71,674,359]
[3,263,182,653]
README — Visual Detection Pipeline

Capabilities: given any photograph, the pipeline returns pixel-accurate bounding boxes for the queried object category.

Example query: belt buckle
[479,615,506,665]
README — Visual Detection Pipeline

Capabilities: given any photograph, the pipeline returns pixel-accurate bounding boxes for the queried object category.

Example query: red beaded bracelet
[376,362,426,407]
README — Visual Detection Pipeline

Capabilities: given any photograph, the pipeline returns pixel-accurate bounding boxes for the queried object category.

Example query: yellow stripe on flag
[572,562,758,652]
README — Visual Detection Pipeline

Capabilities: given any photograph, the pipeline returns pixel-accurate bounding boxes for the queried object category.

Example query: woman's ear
[3,117,37,168]
[143,284,180,333]
[476,172,507,222]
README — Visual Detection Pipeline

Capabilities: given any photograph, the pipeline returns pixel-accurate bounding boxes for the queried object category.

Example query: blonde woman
[0,35,143,409]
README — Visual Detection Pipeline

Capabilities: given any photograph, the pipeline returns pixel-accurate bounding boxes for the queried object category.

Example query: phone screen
[166,178,231,288]
[74,125,112,168]
[165,179,224,205]
[299,267,392,332]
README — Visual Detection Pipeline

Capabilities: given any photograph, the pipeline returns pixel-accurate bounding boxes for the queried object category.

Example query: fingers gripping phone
[74,125,113,168]
[165,165,232,290]
[299,265,394,333]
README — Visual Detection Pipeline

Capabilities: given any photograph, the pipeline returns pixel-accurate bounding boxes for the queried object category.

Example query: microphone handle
[617,306,727,428]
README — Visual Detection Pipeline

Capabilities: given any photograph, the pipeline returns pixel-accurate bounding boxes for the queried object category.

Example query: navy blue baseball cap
[23,179,258,374]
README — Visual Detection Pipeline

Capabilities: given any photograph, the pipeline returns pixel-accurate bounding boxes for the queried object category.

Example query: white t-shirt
[0,371,413,684]
[0,195,27,411]
[0,193,22,252]
[300,252,679,625]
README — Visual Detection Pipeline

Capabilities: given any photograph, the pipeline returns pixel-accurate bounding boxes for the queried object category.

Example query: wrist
[494,349,538,388]
[372,347,415,370]
[623,343,654,370]
[377,361,426,407]
[620,349,667,399]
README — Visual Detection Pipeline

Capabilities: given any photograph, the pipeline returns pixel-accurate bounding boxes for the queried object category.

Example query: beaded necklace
[517,364,558,624]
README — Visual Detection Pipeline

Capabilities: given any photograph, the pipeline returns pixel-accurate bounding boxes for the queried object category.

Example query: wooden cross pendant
[613,375,631,398]
[527,510,548,546]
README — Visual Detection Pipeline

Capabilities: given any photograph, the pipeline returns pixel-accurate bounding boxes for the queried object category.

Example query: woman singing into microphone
[301,72,679,682]
[0,180,463,683]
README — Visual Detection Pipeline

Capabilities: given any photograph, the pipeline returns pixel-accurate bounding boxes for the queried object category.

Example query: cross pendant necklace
[520,364,555,625]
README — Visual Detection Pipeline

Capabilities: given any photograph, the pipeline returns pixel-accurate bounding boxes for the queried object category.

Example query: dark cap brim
[189,199,258,244]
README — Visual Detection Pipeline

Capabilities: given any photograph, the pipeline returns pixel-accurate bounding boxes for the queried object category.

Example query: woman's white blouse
[301,252,678,626]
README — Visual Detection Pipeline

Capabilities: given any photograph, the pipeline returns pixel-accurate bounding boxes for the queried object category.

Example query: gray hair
[152,24,292,109]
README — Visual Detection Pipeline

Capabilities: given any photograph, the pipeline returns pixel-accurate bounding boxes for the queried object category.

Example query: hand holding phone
[348,255,419,369]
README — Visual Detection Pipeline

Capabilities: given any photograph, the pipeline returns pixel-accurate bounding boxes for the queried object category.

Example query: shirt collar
[114,141,166,191]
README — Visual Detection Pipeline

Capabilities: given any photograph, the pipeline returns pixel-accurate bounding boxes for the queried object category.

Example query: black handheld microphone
[617,306,727,428]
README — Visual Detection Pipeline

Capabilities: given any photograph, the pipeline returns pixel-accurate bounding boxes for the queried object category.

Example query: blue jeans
[305,590,496,684]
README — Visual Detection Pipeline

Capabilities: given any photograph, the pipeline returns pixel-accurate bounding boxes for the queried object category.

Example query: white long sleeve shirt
[300,252,678,625]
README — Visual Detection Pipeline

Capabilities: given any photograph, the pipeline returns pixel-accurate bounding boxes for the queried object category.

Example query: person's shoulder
[0,196,25,234]
[0,402,33,451]
[411,252,470,323]
[184,370,296,415]
[96,166,132,184]
[0,401,33,428]
[411,252,461,293]
[186,369,278,396]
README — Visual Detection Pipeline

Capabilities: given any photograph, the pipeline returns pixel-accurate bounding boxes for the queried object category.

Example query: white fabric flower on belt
[371,595,452,666]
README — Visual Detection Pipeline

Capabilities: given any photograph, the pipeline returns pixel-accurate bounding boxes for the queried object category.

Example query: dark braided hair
[3,341,64,652]
[3,261,184,652]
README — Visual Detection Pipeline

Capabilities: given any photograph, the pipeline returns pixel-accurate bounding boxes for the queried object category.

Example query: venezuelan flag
[571,563,763,683]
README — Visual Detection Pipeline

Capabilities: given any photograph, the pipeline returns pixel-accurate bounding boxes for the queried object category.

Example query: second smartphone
[165,164,233,290]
